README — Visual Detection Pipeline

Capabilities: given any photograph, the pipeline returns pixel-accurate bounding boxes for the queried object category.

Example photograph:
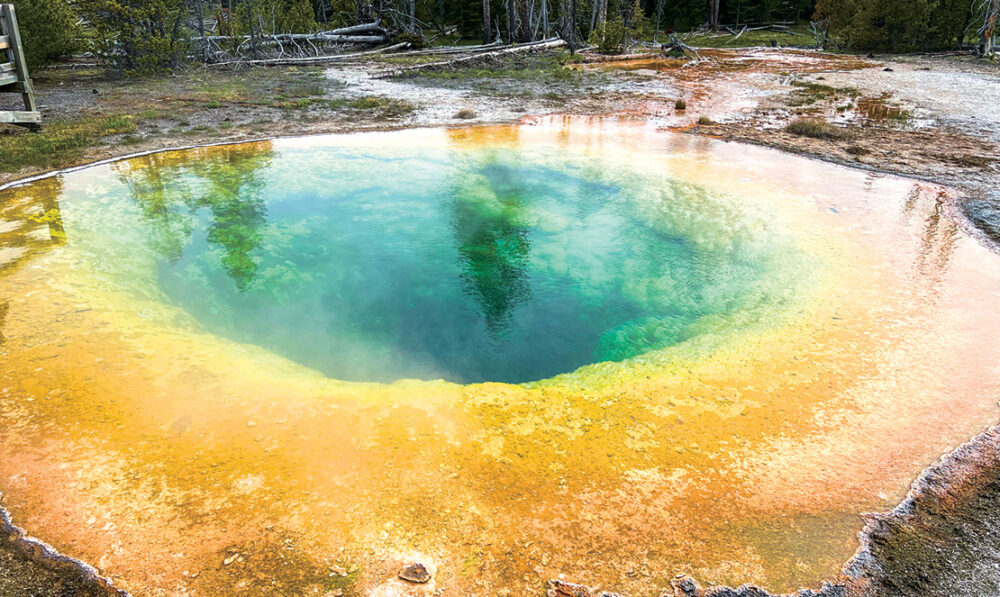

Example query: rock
[671,574,703,596]
[964,198,1000,245]
[669,573,846,597]
[883,67,894,72]
[546,579,620,597]
[398,562,431,584]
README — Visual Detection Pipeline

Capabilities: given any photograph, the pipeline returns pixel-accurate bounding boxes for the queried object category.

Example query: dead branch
[663,34,702,61]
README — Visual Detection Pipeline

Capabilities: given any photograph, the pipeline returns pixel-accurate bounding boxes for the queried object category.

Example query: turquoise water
[74,136,793,384]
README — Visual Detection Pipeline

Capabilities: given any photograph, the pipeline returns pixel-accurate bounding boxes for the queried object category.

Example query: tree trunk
[409,0,416,32]
[507,0,517,41]
[569,0,576,51]
[356,0,374,24]
[984,0,999,55]
[541,0,548,37]
[483,0,492,42]
[708,0,719,30]
[597,0,607,29]
[519,0,531,40]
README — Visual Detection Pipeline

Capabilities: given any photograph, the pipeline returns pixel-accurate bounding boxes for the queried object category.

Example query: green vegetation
[815,0,974,52]
[697,116,715,125]
[787,80,861,106]
[785,117,848,139]
[323,96,416,117]
[10,0,80,69]
[8,0,999,77]
[675,99,687,110]
[0,115,137,173]
[682,23,817,47]
[78,0,190,75]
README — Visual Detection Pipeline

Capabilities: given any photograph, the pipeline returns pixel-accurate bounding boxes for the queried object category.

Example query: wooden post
[0,4,40,128]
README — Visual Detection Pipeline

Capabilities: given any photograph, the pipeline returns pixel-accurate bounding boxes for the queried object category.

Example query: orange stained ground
[0,118,998,597]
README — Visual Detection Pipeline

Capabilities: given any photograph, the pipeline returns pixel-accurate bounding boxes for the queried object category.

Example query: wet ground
[1,48,999,597]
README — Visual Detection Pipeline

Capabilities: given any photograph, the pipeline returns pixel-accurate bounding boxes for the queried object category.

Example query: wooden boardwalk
[0,4,39,128]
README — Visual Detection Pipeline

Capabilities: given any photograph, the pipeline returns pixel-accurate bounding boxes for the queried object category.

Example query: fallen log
[385,40,504,57]
[579,51,661,63]
[317,21,385,36]
[205,41,411,68]
[193,32,388,45]
[376,38,566,77]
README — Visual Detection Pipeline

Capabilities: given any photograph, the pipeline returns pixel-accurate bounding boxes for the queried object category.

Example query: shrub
[675,99,687,110]
[590,16,629,54]
[785,118,848,139]
[79,0,190,75]
[455,108,476,119]
[10,0,81,69]
[697,116,715,125]
[814,0,971,52]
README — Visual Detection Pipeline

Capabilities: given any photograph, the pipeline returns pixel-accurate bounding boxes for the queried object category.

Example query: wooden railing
[0,4,39,128]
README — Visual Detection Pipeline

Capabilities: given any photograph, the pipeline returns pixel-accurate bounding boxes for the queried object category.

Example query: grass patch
[0,115,137,173]
[681,24,817,48]
[846,145,870,156]
[697,116,715,125]
[454,108,476,119]
[787,80,861,106]
[324,96,416,118]
[785,118,849,139]
[675,98,687,110]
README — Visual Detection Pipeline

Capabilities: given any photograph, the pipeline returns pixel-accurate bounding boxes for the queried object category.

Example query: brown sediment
[0,503,127,596]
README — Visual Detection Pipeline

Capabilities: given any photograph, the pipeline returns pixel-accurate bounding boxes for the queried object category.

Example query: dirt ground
[1,47,999,597]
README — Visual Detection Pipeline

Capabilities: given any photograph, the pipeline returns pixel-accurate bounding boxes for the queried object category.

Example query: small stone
[223,553,239,566]
[398,562,432,584]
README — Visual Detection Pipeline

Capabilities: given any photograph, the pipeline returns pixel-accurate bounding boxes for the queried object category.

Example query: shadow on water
[113,142,274,291]
[0,176,67,271]
[0,176,67,345]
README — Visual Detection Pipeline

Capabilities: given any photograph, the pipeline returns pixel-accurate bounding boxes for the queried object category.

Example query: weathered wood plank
[0,110,41,124]
[0,62,14,72]
[0,73,17,87]
[0,4,38,113]
[0,36,9,50]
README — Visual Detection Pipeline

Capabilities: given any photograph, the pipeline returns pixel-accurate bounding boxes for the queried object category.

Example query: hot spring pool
[0,119,998,595]
[53,129,805,385]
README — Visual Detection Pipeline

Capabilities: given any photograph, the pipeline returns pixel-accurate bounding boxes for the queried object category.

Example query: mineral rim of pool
[0,117,998,596]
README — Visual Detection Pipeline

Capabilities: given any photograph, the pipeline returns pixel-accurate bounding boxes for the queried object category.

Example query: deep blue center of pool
[117,142,767,383]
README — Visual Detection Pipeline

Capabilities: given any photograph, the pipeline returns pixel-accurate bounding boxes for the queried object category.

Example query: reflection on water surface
[0,118,998,596]
[97,137,803,384]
